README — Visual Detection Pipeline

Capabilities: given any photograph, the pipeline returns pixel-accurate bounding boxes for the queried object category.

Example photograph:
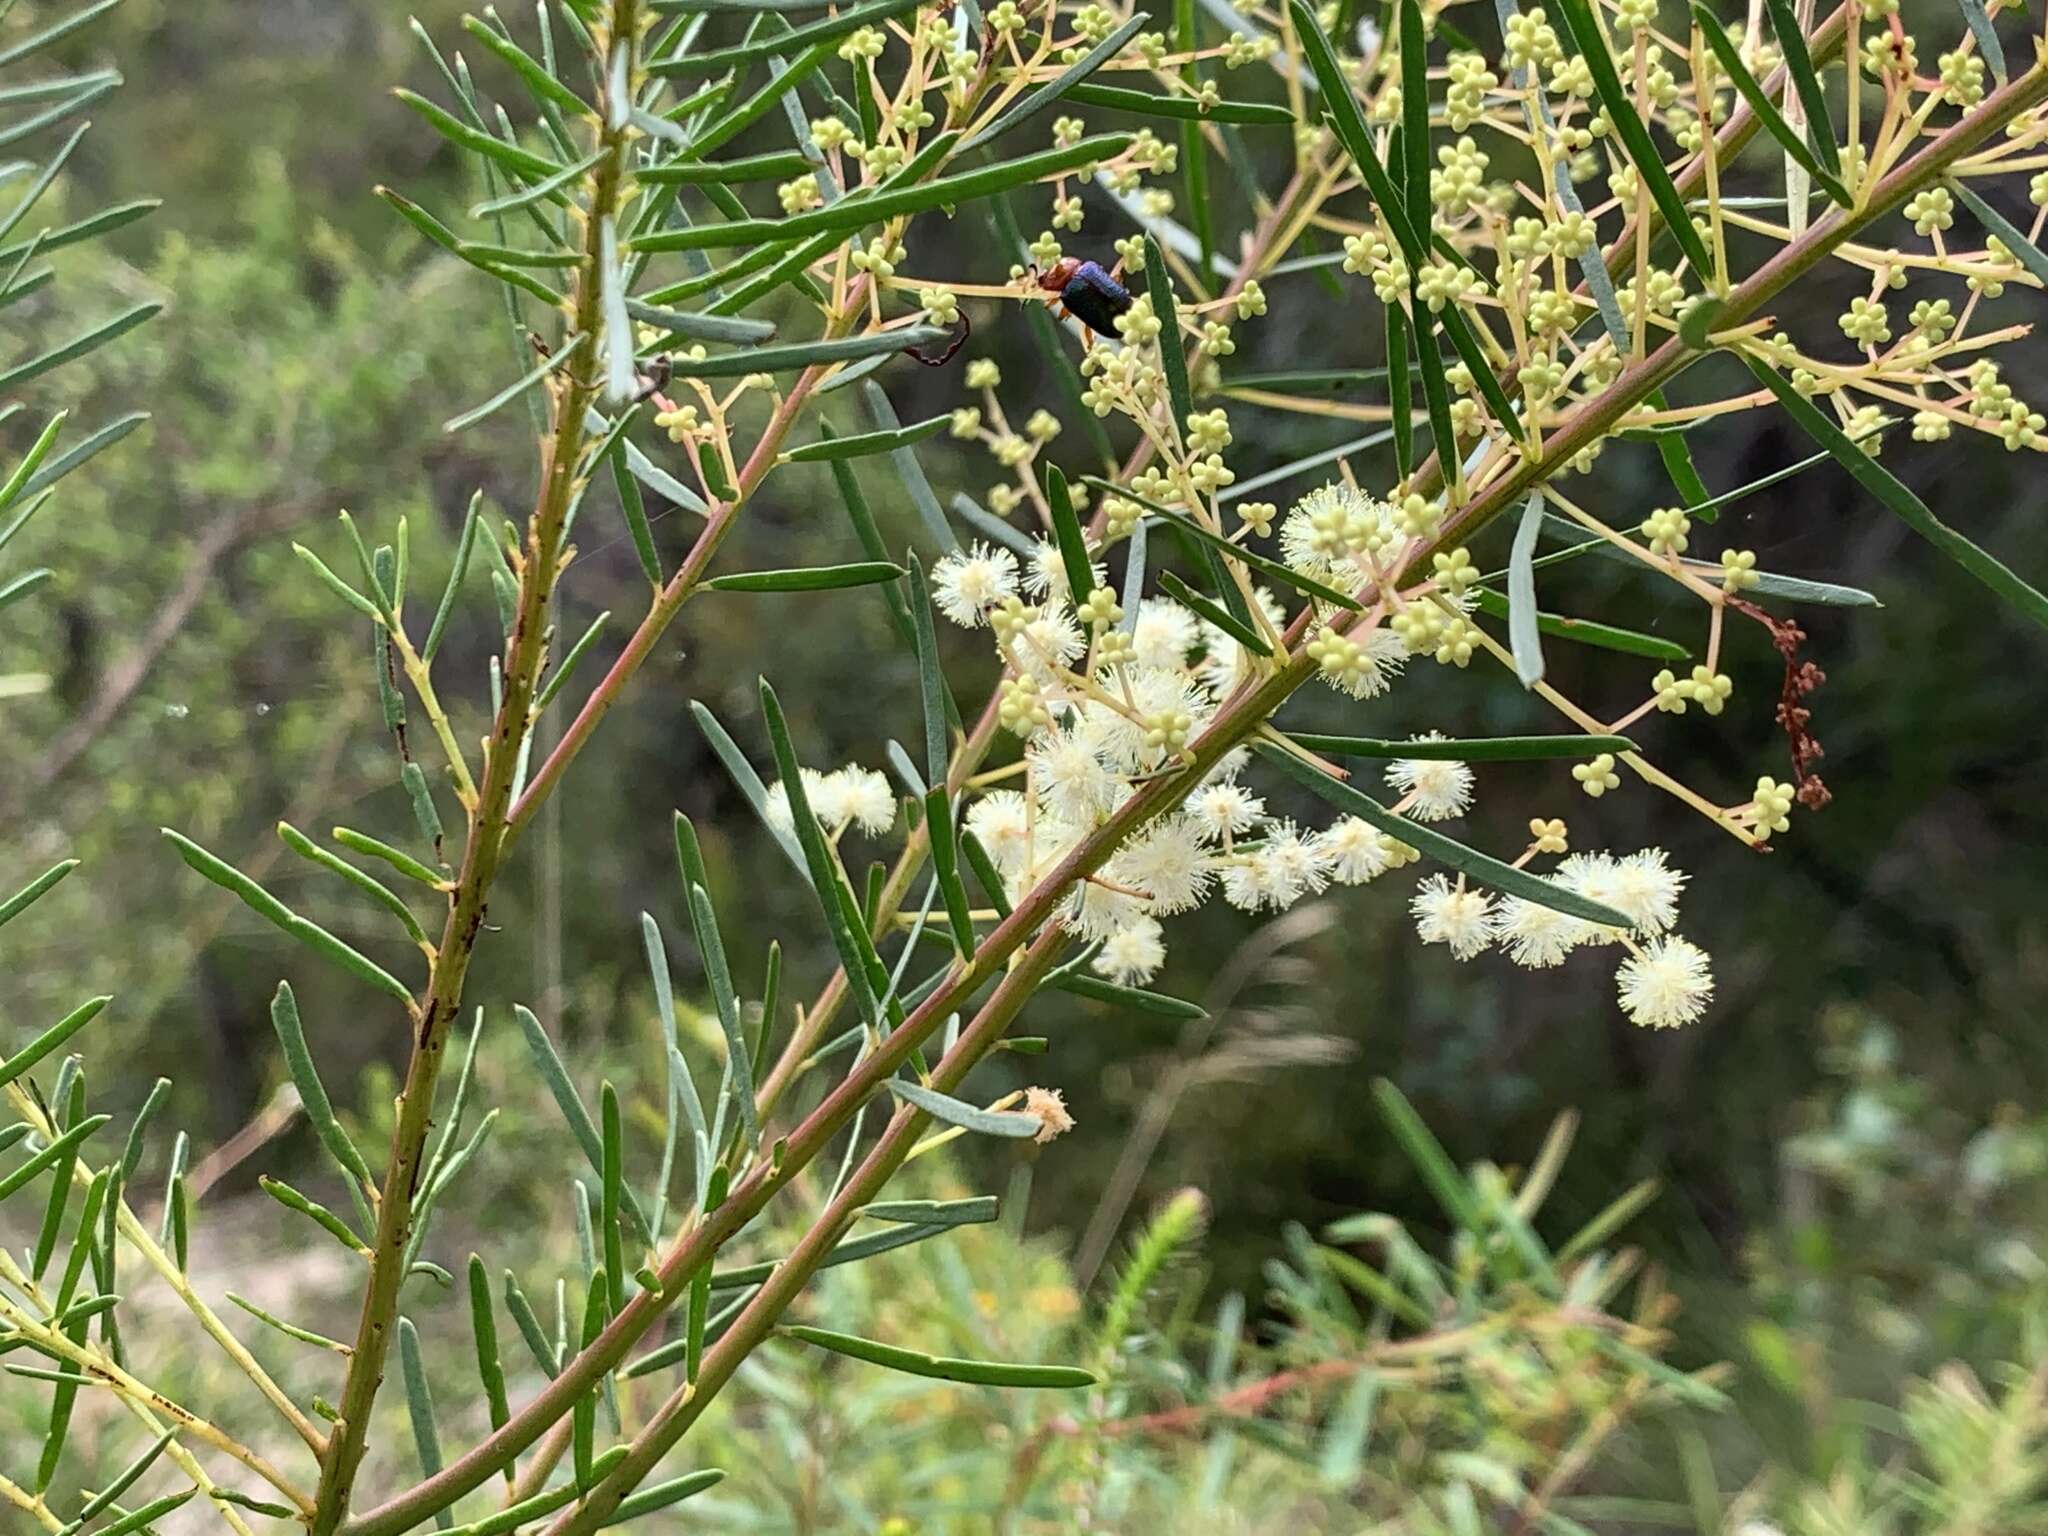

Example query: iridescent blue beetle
[1033,256,1133,339]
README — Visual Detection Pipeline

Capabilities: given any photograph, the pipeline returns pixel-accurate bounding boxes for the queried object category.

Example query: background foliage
[6,0,2048,1527]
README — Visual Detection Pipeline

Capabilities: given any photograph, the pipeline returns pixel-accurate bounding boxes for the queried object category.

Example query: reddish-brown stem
[543,926,1072,1536]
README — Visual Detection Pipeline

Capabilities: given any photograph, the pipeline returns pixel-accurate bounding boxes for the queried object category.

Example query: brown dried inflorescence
[1733,597,1831,811]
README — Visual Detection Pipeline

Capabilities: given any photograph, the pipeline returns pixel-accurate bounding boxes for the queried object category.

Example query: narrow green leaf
[0,564,50,613]
[1156,570,1270,656]
[1551,0,1712,274]
[651,0,922,73]
[690,699,811,878]
[64,1427,176,1529]
[863,380,957,552]
[783,1323,1096,1386]
[444,332,587,433]
[1746,355,2048,630]
[655,327,945,379]
[1398,0,1430,238]
[510,1008,645,1250]
[502,1271,559,1378]
[0,409,66,515]
[1060,80,1292,124]
[269,982,376,1193]
[118,1079,168,1183]
[292,541,381,620]
[260,1176,370,1254]
[536,609,611,710]
[1049,971,1206,1019]
[89,1492,197,1536]
[599,1085,627,1316]
[0,995,107,1092]
[31,1078,88,1278]
[822,426,915,644]
[603,447,665,585]
[1223,365,1397,395]
[226,1291,349,1352]
[0,1116,106,1204]
[470,148,602,218]
[1763,0,1849,167]
[332,828,443,887]
[16,410,144,505]
[1507,492,1546,688]
[460,13,592,114]
[1083,477,1362,609]
[637,149,817,186]
[1288,731,1635,761]
[623,295,776,345]
[905,554,951,788]
[1144,232,1195,431]
[635,135,1133,250]
[0,0,123,68]
[1290,0,1420,259]
[279,822,429,947]
[162,829,414,1002]
[959,828,1012,919]
[1946,176,2048,288]
[424,491,481,661]
[0,302,159,393]
[442,1480,580,1536]
[925,788,977,958]
[1467,588,1692,661]
[705,561,905,592]
[397,1317,453,1529]
[887,1078,1041,1138]
[783,415,947,462]
[963,13,1149,149]
[759,680,885,1028]
[0,858,77,930]
[395,87,565,180]
[1255,744,1635,927]
[605,1470,727,1523]
[1953,0,2007,85]
[1044,462,1098,605]
[1694,6,1848,206]
[688,883,757,1154]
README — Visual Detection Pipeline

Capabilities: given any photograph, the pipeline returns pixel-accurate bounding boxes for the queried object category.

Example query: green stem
[309,5,643,1529]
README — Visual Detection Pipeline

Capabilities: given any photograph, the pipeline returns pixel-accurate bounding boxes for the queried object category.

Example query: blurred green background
[7,0,2048,1522]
